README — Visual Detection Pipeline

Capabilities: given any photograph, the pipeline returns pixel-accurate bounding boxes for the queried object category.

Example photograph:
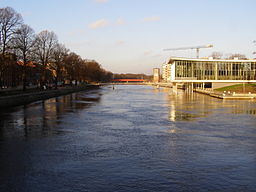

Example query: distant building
[153,68,160,82]
[162,63,171,82]
[162,57,256,88]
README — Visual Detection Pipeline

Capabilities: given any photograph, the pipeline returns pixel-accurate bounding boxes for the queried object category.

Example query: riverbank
[0,84,100,108]
[152,83,256,100]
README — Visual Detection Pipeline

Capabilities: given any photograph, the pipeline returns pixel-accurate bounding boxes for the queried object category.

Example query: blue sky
[1,0,256,74]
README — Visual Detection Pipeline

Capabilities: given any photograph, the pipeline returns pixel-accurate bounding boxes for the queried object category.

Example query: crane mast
[163,44,213,58]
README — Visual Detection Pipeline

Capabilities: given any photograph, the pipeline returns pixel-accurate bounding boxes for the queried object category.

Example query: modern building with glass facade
[163,57,256,82]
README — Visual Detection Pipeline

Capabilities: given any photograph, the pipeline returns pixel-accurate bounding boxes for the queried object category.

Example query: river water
[0,85,255,192]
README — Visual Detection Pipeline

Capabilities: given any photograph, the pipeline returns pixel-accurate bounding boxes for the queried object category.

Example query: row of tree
[113,73,152,80]
[0,7,113,91]
[209,52,248,60]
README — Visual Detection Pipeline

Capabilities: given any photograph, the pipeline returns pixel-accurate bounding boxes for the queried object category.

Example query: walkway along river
[0,85,256,191]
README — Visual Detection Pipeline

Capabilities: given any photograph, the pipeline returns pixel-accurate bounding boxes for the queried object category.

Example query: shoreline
[0,84,100,108]
[151,83,256,100]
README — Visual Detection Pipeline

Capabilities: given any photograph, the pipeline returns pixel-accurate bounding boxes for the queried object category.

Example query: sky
[1,0,256,74]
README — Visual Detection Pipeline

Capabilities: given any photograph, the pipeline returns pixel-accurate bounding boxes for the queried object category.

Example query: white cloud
[88,19,110,29]
[142,16,161,23]
[95,0,109,3]
[116,40,125,45]
[144,50,153,55]
[116,18,125,26]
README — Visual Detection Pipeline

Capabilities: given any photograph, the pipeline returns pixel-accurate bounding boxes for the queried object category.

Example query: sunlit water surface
[0,85,255,192]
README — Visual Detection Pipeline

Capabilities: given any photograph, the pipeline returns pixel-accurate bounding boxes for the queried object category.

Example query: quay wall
[0,85,99,108]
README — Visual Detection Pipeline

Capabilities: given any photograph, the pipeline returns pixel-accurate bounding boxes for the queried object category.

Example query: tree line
[113,73,152,80]
[209,52,248,60]
[0,7,113,91]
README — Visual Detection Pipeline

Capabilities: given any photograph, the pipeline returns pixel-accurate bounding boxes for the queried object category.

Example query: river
[0,85,255,192]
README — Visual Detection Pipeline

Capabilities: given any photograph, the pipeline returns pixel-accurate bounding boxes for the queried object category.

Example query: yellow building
[153,68,160,82]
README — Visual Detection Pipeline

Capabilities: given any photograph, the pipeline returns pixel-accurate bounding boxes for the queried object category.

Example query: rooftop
[167,57,256,63]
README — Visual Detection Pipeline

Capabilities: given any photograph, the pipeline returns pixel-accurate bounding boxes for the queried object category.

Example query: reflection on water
[0,85,256,192]
[0,91,101,138]
[232,106,256,115]
[166,88,256,122]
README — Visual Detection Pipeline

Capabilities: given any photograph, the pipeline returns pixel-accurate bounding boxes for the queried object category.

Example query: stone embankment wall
[0,85,99,108]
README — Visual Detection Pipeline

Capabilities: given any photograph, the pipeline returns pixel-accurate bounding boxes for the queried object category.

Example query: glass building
[163,57,256,82]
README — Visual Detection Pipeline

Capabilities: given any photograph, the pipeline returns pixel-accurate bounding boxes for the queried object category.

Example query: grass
[215,83,256,93]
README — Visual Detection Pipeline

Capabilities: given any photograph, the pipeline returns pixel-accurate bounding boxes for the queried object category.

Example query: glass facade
[171,59,256,80]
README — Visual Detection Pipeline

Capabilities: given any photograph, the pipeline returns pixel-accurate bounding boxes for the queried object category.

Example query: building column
[215,63,218,80]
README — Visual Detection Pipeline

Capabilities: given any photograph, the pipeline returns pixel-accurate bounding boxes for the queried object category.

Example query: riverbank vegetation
[0,7,113,91]
[215,83,256,93]
[113,73,152,81]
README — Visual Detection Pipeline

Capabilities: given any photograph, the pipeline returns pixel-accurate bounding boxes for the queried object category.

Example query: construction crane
[253,40,256,55]
[163,44,213,58]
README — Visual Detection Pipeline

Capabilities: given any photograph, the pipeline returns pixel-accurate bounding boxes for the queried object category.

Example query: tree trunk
[22,58,27,91]
[41,66,46,89]
[55,76,58,90]
[22,70,26,91]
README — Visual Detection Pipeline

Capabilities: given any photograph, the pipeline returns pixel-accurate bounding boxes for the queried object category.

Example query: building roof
[167,57,256,64]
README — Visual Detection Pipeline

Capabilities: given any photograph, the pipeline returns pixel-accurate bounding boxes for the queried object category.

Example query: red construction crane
[163,44,213,58]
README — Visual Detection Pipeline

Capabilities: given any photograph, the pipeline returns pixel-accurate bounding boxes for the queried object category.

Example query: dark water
[0,85,255,192]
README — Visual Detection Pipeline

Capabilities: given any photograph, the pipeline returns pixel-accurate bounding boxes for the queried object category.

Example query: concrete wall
[0,85,99,108]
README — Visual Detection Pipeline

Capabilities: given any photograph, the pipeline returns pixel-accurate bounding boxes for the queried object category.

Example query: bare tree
[227,53,247,60]
[85,60,102,81]
[50,43,69,89]
[0,7,23,88]
[209,52,223,59]
[63,52,82,85]
[12,24,35,90]
[0,7,23,54]
[33,30,58,87]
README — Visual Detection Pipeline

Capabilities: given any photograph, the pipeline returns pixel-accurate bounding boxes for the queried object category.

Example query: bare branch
[0,7,23,54]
